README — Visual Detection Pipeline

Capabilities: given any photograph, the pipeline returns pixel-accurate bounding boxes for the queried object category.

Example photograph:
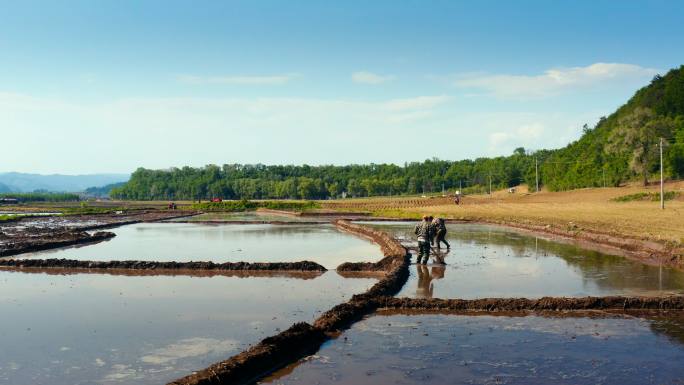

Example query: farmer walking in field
[427,216,436,246]
[434,217,450,250]
[414,215,432,264]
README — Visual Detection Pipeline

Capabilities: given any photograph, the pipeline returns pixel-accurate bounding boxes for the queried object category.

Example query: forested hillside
[112,66,684,200]
[543,65,684,190]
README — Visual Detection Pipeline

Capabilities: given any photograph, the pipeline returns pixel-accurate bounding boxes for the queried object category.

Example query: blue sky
[2,0,683,174]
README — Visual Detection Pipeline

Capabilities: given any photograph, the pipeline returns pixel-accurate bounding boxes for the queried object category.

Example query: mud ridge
[312,220,411,332]
[481,219,684,270]
[374,296,684,311]
[0,267,324,279]
[168,322,326,385]
[167,221,411,385]
[0,231,115,257]
[334,220,407,272]
[0,258,327,272]
[168,220,328,225]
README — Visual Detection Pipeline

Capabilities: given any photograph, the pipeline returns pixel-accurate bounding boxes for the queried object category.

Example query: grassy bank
[324,181,684,245]
[190,200,320,212]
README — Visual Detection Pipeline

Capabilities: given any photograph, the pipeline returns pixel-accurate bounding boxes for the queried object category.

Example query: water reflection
[261,312,684,385]
[16,223,383,269]
[362,222,684,298]
[415,265,445,298]
[0,270,377,385]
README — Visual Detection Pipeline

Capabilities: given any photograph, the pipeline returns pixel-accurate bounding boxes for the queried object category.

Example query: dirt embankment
[335,220,407,272]
[0,259,327,272]
[0,211,198,257]
[489,220,684,270]
[0,231,115,257]
[168,220,411,385]
[168,322,326,385]
[374,296,684,312]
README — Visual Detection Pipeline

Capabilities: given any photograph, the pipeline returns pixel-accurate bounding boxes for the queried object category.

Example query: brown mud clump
[0,259,327,272]
[167,322,326,385]
[375,296,684,311]
[0,231,115,257]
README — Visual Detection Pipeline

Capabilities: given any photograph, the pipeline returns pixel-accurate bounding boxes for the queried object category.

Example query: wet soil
[374,295,684,311]
[0,266,325,279]
[167,323,327,385]
[0,230,115,257]
[261,312,684,385]
[168,220,411,385]
[0,258,326,272]
[0,211,196,257]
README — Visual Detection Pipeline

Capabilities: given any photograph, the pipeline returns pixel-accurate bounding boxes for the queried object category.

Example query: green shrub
[611,191,679,202]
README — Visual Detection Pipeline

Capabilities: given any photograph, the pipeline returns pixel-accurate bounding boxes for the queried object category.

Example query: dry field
[324,181,684,245]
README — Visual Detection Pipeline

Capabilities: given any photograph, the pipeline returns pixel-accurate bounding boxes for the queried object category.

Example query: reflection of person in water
[415,264,446,298]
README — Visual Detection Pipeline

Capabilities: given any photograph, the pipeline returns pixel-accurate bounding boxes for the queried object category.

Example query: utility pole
[660,137,664,210]
[602,167,606,188]
[442,182,445,195]
[459,179,462,192]
[535,157,539,193]
[489,174,492,196]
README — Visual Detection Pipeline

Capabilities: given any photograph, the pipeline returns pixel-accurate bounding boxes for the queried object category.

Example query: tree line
[110,151,544,200]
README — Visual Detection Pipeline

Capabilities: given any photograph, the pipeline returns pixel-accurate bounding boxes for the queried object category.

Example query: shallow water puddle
[361,222,684,298]
[16,223,383,269]
[0,270,377,385]
[261,312,684,385]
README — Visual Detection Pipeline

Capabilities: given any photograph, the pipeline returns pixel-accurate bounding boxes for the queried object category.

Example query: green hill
[542,65,684,190]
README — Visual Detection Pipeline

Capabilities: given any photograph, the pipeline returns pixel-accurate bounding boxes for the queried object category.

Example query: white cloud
[351,71,395,84]
[382,95,449,111]
[0,91,454,173]
[488,123,545,153]
[177,73,298,85]
[454,63,659,99]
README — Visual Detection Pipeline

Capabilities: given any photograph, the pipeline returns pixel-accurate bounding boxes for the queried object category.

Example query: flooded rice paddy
[262,312,684,385]
[3,219,684,385]
[0,270,377,385]
[16,223,383,269]
[362,222,684,298]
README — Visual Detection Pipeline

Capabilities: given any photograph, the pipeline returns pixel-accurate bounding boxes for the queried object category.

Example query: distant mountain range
[0,172,130,193]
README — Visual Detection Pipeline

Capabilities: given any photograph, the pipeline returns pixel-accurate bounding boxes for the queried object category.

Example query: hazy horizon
[2,0,683,174]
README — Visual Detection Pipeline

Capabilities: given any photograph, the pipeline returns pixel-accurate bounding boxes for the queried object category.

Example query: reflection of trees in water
[416,265,445,298]
[373,223,684,293]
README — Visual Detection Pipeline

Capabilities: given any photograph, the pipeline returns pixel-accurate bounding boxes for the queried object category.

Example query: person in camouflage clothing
[434,217,450,249]
[414,215,432,264]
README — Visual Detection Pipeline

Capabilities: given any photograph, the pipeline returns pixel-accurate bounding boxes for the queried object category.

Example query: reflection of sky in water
[262,313,684,385]
[16,222,383,269]
[361,222,684,298]
[0,270,377,385]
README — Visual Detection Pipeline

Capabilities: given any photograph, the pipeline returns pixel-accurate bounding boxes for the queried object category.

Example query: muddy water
[360,222,684,298]
[0,270,377,385]
[16,223,383,269]
[261,312,684,385]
